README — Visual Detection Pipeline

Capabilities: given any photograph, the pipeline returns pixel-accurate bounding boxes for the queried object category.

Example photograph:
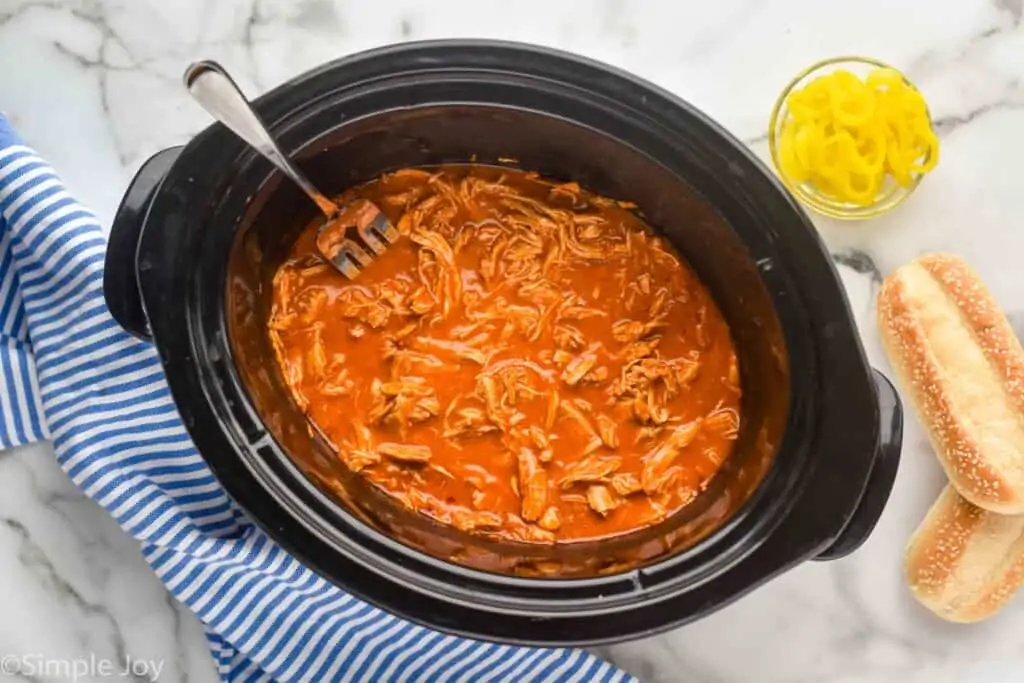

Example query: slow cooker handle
[103,146,184,341]
[814,369,903,561]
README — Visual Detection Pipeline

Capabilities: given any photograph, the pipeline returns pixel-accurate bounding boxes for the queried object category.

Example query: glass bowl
[768,56,935,220]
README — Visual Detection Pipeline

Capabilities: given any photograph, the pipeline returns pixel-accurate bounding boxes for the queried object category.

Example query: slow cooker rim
[128,40,880,643]
[189,98,813,598]
[199,89,814,591]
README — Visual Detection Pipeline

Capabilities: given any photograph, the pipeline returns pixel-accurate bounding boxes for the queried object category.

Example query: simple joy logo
[0,653,165,680]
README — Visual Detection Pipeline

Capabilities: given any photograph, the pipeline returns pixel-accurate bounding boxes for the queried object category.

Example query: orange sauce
[268,166,741,543]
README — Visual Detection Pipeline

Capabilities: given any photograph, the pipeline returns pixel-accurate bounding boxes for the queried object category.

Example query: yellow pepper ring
[774,63,939,207]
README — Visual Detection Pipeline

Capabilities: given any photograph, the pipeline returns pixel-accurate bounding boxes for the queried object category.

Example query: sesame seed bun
[877,253,1024,514]
[904,485,1024,622]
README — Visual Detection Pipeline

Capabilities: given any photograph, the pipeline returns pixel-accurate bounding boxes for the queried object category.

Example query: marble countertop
[3,0,1024,681]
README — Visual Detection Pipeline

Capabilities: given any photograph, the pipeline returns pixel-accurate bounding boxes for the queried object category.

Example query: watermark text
[0,653,164,680]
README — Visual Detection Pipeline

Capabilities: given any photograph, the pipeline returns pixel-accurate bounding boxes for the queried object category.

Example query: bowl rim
[767,54,932,220]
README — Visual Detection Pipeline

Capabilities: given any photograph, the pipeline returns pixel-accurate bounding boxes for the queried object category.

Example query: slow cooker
[102,40,902,646]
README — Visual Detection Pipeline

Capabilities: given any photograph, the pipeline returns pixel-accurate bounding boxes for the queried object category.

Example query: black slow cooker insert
[103,40,902,645]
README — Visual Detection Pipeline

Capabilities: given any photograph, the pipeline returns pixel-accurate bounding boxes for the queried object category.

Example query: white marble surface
[2,0,1024,681]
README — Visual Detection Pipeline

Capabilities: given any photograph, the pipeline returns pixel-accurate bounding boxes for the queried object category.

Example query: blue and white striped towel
[0,115,636,683]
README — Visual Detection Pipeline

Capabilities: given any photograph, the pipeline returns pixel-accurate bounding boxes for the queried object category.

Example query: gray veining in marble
[3,1,1024,681]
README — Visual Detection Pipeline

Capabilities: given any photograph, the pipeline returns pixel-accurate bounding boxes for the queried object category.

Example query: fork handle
[183,60,338,217]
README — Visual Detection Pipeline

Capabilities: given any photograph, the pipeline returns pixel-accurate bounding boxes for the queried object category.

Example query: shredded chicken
[305,327,327,381]
[610,472,643,497]
[368,377,441,433]
[611,318,666,344]
[641,420,702,495]
[415,336,490,365]
[595,414,619,450]
[336,420,380,472]
[586,485,620,516]
[544,390,560,430]
[404,488,504,532]
[553,324,585,351]
[538,506,561,531]
[269,275,328,331]
[268,165,742,546]
[560,455,623,488]
[559,399,599,441]
[512,424,554,463]
[336,286,392,328]
[449,508,504,532]
[518,448,548,522]
[612,355,701,425]
[704,405,740,440]
[727,352,741,389]
[378,442,432,463]
[561,351,597,386]
[443,404,499,440]
[560,493,589,505]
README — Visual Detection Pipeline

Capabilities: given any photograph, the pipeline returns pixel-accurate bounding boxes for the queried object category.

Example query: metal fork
[183,60,399,279]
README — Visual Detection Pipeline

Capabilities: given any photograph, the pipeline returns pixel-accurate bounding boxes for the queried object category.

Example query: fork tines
[317,199,399,280]
[331,240,372,280]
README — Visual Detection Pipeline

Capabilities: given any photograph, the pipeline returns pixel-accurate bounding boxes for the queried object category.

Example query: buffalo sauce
[268,166,741,544]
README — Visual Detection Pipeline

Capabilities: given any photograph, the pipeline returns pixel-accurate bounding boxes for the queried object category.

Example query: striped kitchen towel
[0,114,635,683]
